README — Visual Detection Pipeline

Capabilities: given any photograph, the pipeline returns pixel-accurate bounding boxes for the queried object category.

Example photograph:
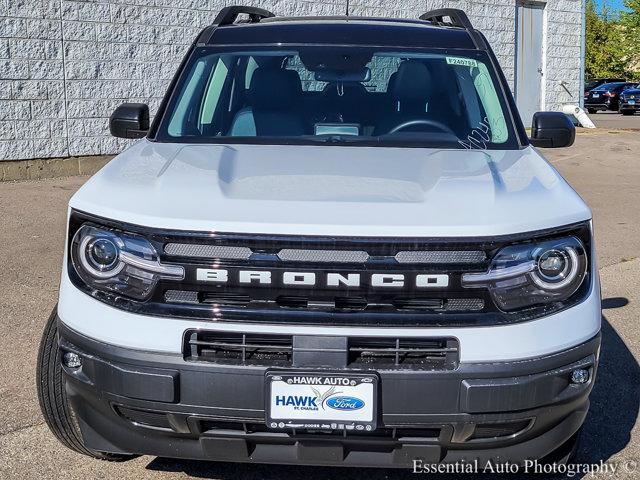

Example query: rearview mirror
[529,112,575,148]
[109,103,149,139]
[314,67,371,83]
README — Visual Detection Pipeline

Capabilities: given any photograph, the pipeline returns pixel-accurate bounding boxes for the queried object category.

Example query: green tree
[621,0,640,29]
[585,0,630,79]
[621,0,640,78]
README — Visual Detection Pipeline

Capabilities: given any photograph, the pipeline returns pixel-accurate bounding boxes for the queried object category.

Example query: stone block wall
[0,0,584,160]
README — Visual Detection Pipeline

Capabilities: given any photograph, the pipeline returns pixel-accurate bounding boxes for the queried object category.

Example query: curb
[0,155,112,182]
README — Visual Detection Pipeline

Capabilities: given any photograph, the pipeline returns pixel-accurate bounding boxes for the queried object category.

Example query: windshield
[157,46,518,149]
[585,81,600,91]
[595,82,628,92]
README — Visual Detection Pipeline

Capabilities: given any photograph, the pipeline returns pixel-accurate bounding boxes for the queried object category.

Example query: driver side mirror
[529,112,575,148]
[109,103,149,139]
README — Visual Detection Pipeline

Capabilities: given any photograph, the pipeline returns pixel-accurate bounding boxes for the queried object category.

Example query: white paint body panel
[60,140,600,363]
[69,140,591,237]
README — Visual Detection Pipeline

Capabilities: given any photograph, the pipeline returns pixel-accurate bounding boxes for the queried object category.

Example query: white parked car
[37,6,600,468]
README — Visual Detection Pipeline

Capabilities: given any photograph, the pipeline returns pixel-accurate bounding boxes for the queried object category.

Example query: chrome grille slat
[444,298,484,311]
[395,250,486,264]
[164,243,486,265]
[164,243,252,260]
[277,248,370,263]
[164,290,198,304]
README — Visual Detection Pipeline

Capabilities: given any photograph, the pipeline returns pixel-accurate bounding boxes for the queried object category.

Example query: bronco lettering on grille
[195,268,449,288]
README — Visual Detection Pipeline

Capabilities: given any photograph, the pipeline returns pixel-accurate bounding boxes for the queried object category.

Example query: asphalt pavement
[588,110,640,130]
[0,130,638,479]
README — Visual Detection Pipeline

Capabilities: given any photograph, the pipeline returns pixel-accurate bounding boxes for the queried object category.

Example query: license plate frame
[592,93,600,98]
[265,371,378,432]
[628,100,636,105]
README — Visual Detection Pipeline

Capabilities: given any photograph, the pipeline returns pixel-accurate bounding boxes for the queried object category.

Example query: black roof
[200,17,477,50]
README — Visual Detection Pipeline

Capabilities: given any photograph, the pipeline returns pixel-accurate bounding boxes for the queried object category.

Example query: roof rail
[419,9,474,30]
[213,5,275,26]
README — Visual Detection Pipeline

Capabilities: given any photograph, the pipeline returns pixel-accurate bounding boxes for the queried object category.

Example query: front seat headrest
[248,68,302,110]
[391,60,433,103]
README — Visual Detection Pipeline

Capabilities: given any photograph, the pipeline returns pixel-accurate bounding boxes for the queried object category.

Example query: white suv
[37,6,600,468]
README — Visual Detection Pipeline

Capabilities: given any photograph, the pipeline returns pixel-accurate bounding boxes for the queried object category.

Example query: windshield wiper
[304,135,367,144]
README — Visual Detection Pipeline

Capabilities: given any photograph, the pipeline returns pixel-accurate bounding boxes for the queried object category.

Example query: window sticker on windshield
[446,57,478,68]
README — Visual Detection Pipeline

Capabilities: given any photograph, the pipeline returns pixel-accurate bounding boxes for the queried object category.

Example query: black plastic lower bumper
[585,102,610,111]
[620,103,639,111]
[58,320,600,468]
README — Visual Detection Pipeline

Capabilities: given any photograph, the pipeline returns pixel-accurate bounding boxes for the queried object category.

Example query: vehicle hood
[622,88,640,95]
[70,140,591,237]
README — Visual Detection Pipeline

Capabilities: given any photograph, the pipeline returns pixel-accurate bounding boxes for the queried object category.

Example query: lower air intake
[184,331,459,370]
[185,331,293,366]
[348,337,459,369]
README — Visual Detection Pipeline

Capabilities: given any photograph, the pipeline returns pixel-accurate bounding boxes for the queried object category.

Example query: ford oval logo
[326,396,365,411]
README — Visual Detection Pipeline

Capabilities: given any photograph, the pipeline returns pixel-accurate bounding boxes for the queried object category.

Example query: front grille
[166,289,484,313]
[68,210,592,327]
[184,331,459,370]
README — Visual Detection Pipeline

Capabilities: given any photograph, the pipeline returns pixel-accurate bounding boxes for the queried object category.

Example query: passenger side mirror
[529,112,575,148]
[109,103,149,139]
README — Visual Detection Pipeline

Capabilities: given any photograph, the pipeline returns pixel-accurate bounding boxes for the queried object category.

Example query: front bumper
[584,101,610,111]
[619,101,640,111]
[58,319,600,468]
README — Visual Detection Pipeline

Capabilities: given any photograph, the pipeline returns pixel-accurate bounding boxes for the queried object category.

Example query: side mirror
[109,103,149,139]
[529,112,575,148]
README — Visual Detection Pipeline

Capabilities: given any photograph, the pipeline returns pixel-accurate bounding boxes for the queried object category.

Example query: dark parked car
[618,85,640,115]
[584,82,637,113]
[584,78,626,95]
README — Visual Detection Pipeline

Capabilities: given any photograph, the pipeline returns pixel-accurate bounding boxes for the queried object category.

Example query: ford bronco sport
[37,6,600,469]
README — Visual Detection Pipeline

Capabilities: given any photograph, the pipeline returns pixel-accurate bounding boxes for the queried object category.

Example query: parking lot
[0,129,639,479]
[590,111,640,130]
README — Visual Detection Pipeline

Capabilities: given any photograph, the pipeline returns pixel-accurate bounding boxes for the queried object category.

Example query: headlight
[462,236,588,311]
[71,225,184,301]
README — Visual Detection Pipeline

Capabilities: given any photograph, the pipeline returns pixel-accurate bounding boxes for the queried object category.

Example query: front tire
[36,307,133,461]
[587,108,597,114]
[621,110,635,116]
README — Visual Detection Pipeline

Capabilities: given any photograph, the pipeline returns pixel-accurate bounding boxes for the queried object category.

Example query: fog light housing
[571,368,590,384]
[62,352,82,368]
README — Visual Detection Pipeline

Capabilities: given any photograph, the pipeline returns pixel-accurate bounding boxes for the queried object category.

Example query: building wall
[0,0,584,161]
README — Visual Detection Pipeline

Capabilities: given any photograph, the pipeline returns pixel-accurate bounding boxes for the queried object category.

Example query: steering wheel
[387,119,456,136]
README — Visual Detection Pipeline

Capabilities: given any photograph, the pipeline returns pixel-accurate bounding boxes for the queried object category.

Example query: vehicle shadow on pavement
[577,313,639,464]
[145,311,639,480]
